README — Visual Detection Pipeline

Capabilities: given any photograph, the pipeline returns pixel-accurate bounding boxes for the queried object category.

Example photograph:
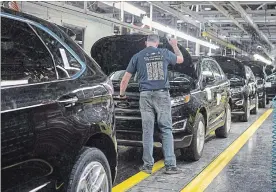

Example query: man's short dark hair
[147,34,160,43]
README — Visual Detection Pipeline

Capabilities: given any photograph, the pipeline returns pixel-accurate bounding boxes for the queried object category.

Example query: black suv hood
[90,34,195,79]
[242,61,265,79]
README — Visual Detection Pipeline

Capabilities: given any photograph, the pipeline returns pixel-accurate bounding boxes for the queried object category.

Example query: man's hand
[168,38,184,64]
[120,72,132,97]
[116,95,127,99]
[168,38,178,47]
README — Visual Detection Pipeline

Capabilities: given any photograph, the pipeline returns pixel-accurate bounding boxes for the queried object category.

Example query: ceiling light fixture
[253,54,272,65]
[142,16,219,49]
[102,1,146,17]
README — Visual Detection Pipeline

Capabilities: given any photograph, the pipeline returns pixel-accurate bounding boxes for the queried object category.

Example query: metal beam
[196,9,276,15]
[149,2,153,30]
[149,1,200,28]
[170,1,276,6]
[202,31,244,53]
[209,2,247,34]
[256,3,267,10]
[29,1,152,34]
[149,1,230,36]
[205,16,276,24]
[230,1,274,49]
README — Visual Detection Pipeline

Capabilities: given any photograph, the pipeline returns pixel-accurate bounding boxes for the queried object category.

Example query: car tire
[251,94,258,115]
[215,103,231,138]
[259,92,266,108]
[240,98,250,122]
[182,113,205,161]
[67,147,112,192]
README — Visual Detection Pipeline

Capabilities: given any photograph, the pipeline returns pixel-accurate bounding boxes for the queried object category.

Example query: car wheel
[67,147,112,192]
[240,98,250,122]
[183,113,205,161]
[259,93,266,108]
[215,103,231,138]
[251,94,258,115]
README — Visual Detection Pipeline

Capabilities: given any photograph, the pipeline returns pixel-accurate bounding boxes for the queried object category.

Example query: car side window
[249,68,255,83]
[245,66,251,80]
[209,60,223,81]
[32,25,82,79]
[201,60,215,84]
[245,66,255,83]
[1,17,57,87]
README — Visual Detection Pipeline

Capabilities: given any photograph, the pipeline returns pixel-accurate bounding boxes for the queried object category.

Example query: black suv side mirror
[202,75,215,88]
[203,75,215,84]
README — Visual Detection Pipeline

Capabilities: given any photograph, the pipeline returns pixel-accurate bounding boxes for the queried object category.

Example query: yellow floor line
[181,109,273,192]
[112,160,165,192]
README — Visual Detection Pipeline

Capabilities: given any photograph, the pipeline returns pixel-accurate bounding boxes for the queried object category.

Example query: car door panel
[210,60,228,123]
[1,16,86,191]
[200,59,218,129]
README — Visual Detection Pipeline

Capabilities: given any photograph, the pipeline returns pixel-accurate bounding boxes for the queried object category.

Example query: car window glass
[202,60,215,79]
[110,70,137,82]
[245,66,251,80]
[245,66,255,82]
[209,60,223,81]
[32,25,82,79]
[1,17,57,87]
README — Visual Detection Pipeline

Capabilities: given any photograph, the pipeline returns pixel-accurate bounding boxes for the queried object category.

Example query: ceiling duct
[209,2,247,34]
[230,1,274,51]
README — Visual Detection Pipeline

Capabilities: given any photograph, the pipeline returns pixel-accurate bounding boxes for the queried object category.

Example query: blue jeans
[139,90,176,168]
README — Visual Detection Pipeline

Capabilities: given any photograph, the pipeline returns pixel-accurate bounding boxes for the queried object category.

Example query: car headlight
[171,94,191,106]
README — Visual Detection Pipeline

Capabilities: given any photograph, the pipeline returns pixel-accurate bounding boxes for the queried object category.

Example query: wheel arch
[198,107,208,130]
[85,133,117,183]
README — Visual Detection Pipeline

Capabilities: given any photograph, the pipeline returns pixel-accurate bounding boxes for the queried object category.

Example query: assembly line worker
[118,34,184,174]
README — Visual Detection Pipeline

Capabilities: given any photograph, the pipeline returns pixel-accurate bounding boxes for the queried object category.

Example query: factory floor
[112,107,273,192]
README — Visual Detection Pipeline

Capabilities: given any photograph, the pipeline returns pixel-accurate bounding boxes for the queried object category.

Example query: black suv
[1,8,117,192]
[213,56,258,122]
[265,65,275,76]
[242,60,267,108]
[91,35,231,161]
[266,72,276,102]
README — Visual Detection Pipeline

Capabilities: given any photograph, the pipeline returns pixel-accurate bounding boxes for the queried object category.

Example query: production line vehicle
[1,8,117,192]
[91,34,232,161]
[212,56,258,122]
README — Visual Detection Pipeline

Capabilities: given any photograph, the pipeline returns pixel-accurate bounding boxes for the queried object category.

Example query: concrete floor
[113,108,273,192]
[205,115,272,192]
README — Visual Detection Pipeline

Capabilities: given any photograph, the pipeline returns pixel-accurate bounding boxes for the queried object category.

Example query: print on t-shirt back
[144,51,164,81]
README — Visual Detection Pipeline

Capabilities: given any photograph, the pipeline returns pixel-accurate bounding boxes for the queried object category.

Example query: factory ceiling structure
[16,1,276,65]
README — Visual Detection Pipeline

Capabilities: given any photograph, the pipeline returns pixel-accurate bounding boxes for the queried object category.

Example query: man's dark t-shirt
[126,46,177,92]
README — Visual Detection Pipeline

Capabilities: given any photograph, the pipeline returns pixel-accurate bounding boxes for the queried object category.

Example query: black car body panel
[266,72,276,101]
[265,65,275,76]
[91,35,230,149]
[212,56,258,117]
[242,61,267,105]
[1,8,117,192]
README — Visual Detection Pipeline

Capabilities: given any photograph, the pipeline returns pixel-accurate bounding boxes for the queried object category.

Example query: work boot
[164,166,182,174]
[139,165,153,174]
